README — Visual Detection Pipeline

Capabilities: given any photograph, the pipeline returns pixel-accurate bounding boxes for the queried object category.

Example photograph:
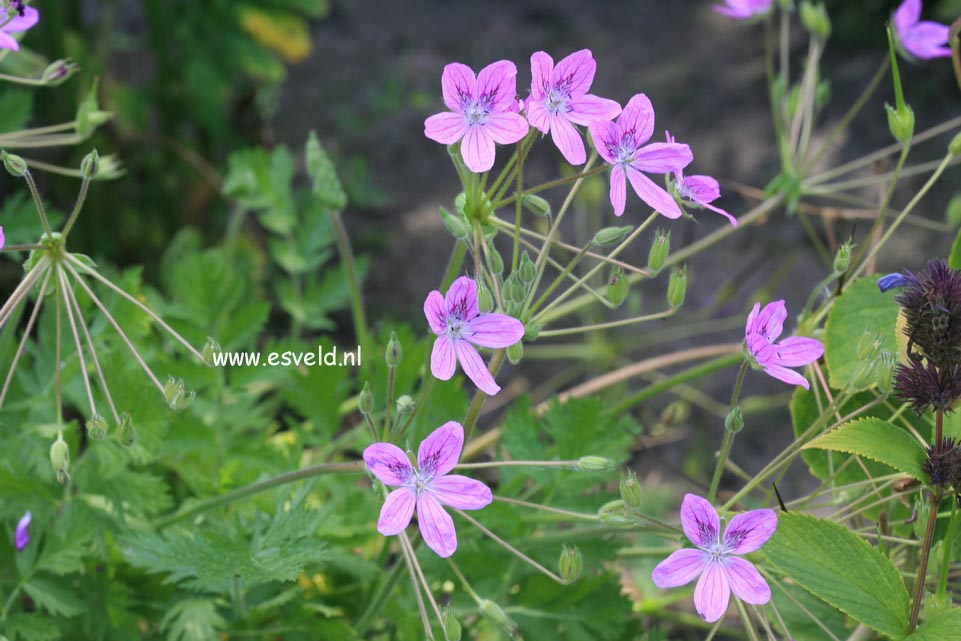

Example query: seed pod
[477,282,494,313]
[577,456,614,472]
[442,608,462,641]
[479,600,515,635]
[80,149,100,179]
[117,412,136,448]
[440,206,470,240]
[521,194,551,217]
[486,245,504,276]
[619,470,642,508]
[86,413,109,441]
[886,103,915,145]
[833,241,852,274]
[647,230,670,274]
[724,405,744,433]
[593,225,633,247]
[799,1,831,40]
[667,266,687,309]
[559,545,583,582]
[385,332,402,368]
[163,377,195,411]
[2,151,27,177]
[50,438,70,483]
[606,266,628,308]
[358,381,374,415]
[396,394,415,415]
[517,251,536,284]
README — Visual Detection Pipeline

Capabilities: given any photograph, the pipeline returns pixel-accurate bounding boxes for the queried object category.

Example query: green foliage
[804,417,928,480]
[824,277,899,389]
[903,609,961,641]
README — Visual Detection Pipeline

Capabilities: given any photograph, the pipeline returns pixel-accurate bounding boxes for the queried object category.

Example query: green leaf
[824,277,899,389]
[5,613,61,641]
[160,599,227,641]
[23,577,83,617]
[804,417,928,480]
[0,89,33,134]
[903,609,961,641]
[306,130,347,211]
[950,223,961,270]
[765,512,910,639]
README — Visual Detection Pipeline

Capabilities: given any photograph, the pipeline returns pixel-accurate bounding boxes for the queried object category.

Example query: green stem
[328,210,370,378]
[61,176,91,240]
[383,366,396,441]
[935,498,960,603]
[491,164,608,210]
[908,490,943,632]
[526,241,594,319]
[22,169,54,237]
[707,361,750,503]
[461,349,505,443]
[846,144,910,275]
[393,376,434,443]
[355,558,407,636]
[538,308,676,338]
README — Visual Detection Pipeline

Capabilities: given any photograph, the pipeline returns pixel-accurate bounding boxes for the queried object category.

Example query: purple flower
[652,494,777,623]
[714,0,773,20]
[666,131,737,227]
[893,0,951,60]
[588,94,692,218]
[424,61,530,173]
[14,511,30,551]
[526,49,621,166]
[0,4,38,51]
[363,421,492,558]
[877,271,920,293]
[745,300,824,389]
[425,276,524,396]
[0,225,4,251]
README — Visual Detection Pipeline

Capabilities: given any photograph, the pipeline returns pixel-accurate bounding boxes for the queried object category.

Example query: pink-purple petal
[417,493,458,557]
[589,119,620,165]
[633,142,693,174]
[3,6,39,33]
[417,420,464,477]
[626,166,682,219]
[0,30,19,51]
[567,94,621,126]
[377,488,416,535]
[745,303,761,337]
[763,363,811,389]
[723,509,778,554]
[529,51,554,99]
[694,562,731,623]
[464,313,525,349]
[774,336,824,367]
[894,0,921,35]
[445,276,479,320]
[609,164,627,216]
[430,475,493,510]
[424,112,468,145]
[364,442,414,486]
[651,548,709,588]
[462,125,496,173]
[431,335,457,381]
[484,112,529,145]
[724,557,771,604]
[526,99,551,133]
[746,333,778,367]
[424,290,447,335]
[753,300,786,342]
[618,94,656,147]
[475,60,518,112]
[14,511,30,551]
[441,63,475,112]
[681,175,722,204]
[454,340,500,395]
[680,494,721,547]
[549,114,586,165]
[552,48,596,97]
[903,22,952,59]
[701,201,739,228]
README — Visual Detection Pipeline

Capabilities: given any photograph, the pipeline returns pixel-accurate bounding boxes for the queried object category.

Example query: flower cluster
[923,438,961,489]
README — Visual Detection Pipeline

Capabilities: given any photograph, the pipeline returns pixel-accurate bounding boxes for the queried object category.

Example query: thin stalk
[493,496,600,521]
[908,490,943,632]
[455,460,581,470]
[399,532,446,637]
[355,560,406,636]
[0,257,47,330]
[61,176,91,239]
[398,535,434,640]
[383,365,396,441]
[0,270,50,410]
[64,280,120,423]
[455,509,568,584]
[707,361,750,503]
[393,376,435,443]
[55,284,63,438]
[22,170,54,237]
[511,132,533,272]
[846,144,910,276]
[526,241,594,318]
[935,499,960,603]
[58,267,96,417]
[327,210,370,378]
[537,307,676,338]
[765,15,792,171]
[491,163,608,210]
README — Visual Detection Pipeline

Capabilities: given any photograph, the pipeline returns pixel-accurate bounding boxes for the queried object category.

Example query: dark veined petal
[417,420,464,477]
[430,474,492,510]
[722,509,777,554]
[417,493,458,557]
[680,493,721,547]
[377,487,416,535]
[724,556,771,604]
[455,340,500,395]
[430,335,457,381]
[694,562,730,623]
[441,62,476,112]
[464,313,525,349]
[364,442,414,485]
[651,548,708,588]
[626,165,682,219]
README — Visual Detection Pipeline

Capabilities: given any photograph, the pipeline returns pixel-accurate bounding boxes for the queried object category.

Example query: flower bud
[951,131,961,157]
[659,400,689,427]
[503,274,526,305]
[477,282,494,312]
[647,230,670,275]
[486,245,504,275]
[479,600,515,635]
[203,336,222,365]
[2,150,27,177]
[577,456,614,472]
[593,225,633,247]
[619,470,642,508]
[521,193,551,217]
[442,608,462,641]
[559,545,583,582]
[886,103,915,145]
[947,194,961,226]
[385,332,402,368]
[848,358,877,391]
[606,266,628,308]
[524,322,541,342]
[507,341,523,365]
[454,192,467,218]
[86,412,109,441]
[117,412,136,447]
[42,59,79,86]
[833,240,852,274]
[724,405,744,433]
[667,266,687,309]
[875,351,896,394]
[799,2,831,40]
[50,437,70,483]
[80,149,99,179]
[164,376,195,411]
[396,394,415,415]
[439,206,470,240]
[517,250,536,284]
[358,381,374,415]
[857,331,881,360]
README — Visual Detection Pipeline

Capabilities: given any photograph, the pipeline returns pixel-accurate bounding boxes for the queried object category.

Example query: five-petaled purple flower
[666,131,737,227]
[363,421,492,558]
[652,494,777,623]
[0,3,38,51]
[424,60,530,173]
[588,94,692,218]
[425,276,524,396]
[526,49,621,166]
[745,300,824,389]
[714,0,773,20]
[14,510,30,551]
[893,0,952,60]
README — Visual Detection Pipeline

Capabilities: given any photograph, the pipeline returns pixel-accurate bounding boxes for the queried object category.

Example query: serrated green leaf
[804,417,927,480]
[306,130,347,211]
[5,612,61,641]
[824,277,899,389]
[23,577,83,617]
[160,599,226,641]
[903,608,961,640]
[765,512,910,639]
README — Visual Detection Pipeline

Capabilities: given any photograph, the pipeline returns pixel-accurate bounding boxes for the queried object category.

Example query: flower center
[545,87,568,114]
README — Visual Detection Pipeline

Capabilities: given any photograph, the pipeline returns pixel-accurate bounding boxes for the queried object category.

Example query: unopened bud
[163,376,195,411]
[799,2,831,40]
[648,230,670,274]
[619,470,642,508]
[479,600,515,634]
[2,151,26,177]
[486,245,504,275]
[593,225,633,247]
[521,193,551,217]
[559,545,583,582]
[358,381,374,415]
[876,352,896,394]
[477,282,494,312]
[50,437,70,483]
[524,322,542,342]
[667,266,687,309]
[396,394,415,415]
[385,332,402,368]
[503,274,526,305]
[577,456,614,472]
[886,103,915,145]
[517,251,536,284]
[849,359,877,391]
[857,331,881,360]
[947,194,961,226]
[453,192,468,218]
[659,401,690,427]
[507,341,523,365]
[440,206,470,240]
[42,59,79,86]
[203,336,222,365]
[606,266,628,308]
[833,240,852,274]
[80,149,99,179]
[117,412,136,447]
[951,131,961,157]
[725,405,744,433]
[442,609,462,641]
[86,413,109,441]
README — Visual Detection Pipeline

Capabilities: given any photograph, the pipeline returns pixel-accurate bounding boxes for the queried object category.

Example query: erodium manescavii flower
[893,0,952,60]
[425,276,524,395]
[588,94,692,218]
[665,131,737,227]
[363,421,492,558]
[744,300,824,389]
[526,49,621,166]
[0,3,38,51]
[14,510,30,551]
[424,60,530,173]
[652,494,777,623]
[713,0,773,20]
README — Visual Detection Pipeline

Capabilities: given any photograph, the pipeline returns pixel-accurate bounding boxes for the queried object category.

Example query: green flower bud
[524,322,542,342]
[507,341,523,365]
[833,240,852,274]
[886,103,915,145]
[203,336,222,365]
[857,331,881,361]
[396,394,415,415]
[947,194,961,226]
[619,470,642,508]
[577,456,614,472]
[80,149,99,179]
[521,193,551,217]
[477,282,494,312]
[799,2,831,40]
[86,413,109,441]
[163,377,195,411]
[442,608,462,641]
[849,359,877,391]
[2,150,27,177]
[454,192,467,218]
[559,545,583,582]
[358,381,374,415]
[725,405,744,433]
[951,131,961,157]
[503,274,526,305]
[606,266,628,308]
[593,225,633,247]
[478,600,515,635]
[667,266,687,309]
[659,400,690,427]
[648,230,670,274]
[517,250,536,284]
[440,206,470,240]
[385,332,402,368]
[42,59,79,86]
[117,412,136,448]
[486,245,504,275]
[50,437,70,483]
[876,352,896,394]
